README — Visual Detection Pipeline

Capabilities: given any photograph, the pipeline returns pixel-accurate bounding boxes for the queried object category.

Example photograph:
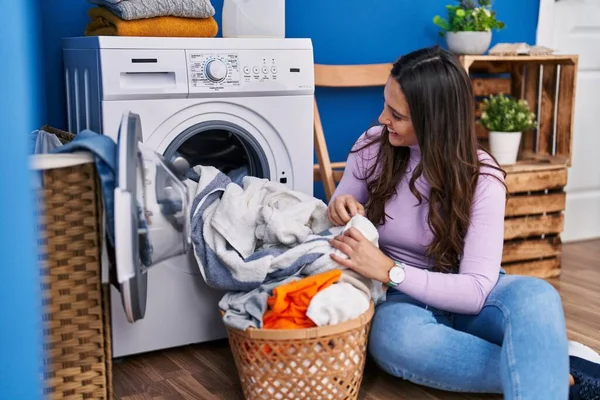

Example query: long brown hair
[355,46,506,273]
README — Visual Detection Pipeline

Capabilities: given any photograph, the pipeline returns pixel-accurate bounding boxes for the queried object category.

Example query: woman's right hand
[328,194,365,226]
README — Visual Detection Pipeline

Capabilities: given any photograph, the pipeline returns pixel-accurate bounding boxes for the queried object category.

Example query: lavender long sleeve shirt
[331,127,506,314]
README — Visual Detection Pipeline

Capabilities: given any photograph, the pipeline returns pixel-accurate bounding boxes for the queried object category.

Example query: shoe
[569,355,600,400]
[570,341,600,364]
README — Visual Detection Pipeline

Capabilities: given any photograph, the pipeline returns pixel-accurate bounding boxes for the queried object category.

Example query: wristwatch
[387,260,406,288]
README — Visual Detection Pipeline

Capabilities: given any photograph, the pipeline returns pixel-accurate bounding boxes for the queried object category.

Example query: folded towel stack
[85,0,218,38]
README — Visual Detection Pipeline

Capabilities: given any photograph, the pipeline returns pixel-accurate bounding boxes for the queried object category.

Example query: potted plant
[479,94,537,165]
[433,0,505,55]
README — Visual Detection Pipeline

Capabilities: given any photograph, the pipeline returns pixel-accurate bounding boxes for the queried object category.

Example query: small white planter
[489,131,522,165]
[446,31,492,55]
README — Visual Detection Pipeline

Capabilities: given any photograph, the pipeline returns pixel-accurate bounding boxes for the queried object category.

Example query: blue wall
[39,0,540,198]
[0,0,44,398]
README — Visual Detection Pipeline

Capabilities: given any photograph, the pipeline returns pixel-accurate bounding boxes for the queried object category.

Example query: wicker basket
[32,152,112,400]
[226,302,374,400]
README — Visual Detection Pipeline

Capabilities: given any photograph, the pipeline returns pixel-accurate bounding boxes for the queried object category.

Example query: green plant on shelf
[433,0,505,36]
[479,94,537,133]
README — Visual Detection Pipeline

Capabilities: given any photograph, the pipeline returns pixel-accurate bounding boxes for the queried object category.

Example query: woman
[328,46,600,399]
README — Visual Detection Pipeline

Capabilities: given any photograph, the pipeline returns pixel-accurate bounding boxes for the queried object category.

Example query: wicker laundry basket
[31,151,113,400]
[226,303,375,400]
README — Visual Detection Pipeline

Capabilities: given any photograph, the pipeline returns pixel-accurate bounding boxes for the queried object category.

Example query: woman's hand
[328,195,365,226]
[329,227,394,283]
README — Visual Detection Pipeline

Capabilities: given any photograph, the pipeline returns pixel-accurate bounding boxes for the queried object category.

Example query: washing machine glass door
[113,111,191,323]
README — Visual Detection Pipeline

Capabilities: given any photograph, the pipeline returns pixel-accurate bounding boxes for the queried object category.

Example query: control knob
[205,58,227,82]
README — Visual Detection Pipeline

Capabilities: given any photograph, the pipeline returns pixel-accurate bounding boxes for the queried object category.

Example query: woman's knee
[528,276,562,305]
[491,275,564,324]
[368,301,442,377]
[498,275,561,304]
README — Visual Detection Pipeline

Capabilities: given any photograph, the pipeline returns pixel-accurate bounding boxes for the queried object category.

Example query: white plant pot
[446,31,492,55]
[489,131,522,165]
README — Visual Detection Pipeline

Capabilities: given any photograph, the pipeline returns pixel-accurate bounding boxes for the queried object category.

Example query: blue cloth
[29,129,64,189]
[227,165,249,186]
[29,129,40,154]
[52,129,152,267]
[186,167,201,182]
[368,274,570,398]
[53,130,118,246]
[30,129,62,155]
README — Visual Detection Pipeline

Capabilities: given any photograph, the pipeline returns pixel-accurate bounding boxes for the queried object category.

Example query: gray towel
[89,0,215,20]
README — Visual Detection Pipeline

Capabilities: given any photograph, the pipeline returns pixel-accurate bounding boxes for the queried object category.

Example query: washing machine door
[113,111,191,323]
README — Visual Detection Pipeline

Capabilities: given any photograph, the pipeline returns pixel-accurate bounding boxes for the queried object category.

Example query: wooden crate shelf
[503,257,562,279]
[460,54,579,279]
[499,163,568,278]
[502,236,562,264]
[460,54,578,166]
[505,192,566,217]
[504,213,564,240]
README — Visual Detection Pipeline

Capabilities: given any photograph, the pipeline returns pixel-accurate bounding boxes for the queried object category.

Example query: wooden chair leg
[313,99,336,202]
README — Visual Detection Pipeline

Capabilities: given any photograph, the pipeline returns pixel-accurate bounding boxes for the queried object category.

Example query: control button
[205,59,228,82]
[243,66,250,74]
[262,66,269,74]
[271,66,278,74]
[252,66,260,74]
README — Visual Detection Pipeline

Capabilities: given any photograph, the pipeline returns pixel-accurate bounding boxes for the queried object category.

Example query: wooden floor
[113,240,600,400]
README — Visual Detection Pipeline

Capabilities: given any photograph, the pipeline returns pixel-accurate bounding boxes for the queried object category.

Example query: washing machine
[62,36,315,358]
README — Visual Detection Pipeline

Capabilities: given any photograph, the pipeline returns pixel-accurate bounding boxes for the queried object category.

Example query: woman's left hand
[329,227,395,283]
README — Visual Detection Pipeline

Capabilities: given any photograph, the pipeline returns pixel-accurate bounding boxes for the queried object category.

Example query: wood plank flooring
[113,240,600,400]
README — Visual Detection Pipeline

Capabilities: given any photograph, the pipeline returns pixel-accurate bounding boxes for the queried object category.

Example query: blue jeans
[369,274,569,399]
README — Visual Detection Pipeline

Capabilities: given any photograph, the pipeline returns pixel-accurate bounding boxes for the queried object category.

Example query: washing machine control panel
[188,52,241,88]
[186,49,314,96]
[204,59,228,82]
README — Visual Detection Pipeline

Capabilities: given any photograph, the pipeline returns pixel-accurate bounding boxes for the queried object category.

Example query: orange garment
[263,269,341,329]
[85,7,218,37]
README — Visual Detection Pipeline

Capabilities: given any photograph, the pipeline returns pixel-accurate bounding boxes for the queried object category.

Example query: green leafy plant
[479,94,537,132]
[433,0,505,36]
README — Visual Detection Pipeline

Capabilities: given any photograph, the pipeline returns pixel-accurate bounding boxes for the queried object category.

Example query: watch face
[390,266,406,283]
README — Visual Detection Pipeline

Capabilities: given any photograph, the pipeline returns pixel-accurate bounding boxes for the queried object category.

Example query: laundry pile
[85,0,218,37]
[186,165,385,331]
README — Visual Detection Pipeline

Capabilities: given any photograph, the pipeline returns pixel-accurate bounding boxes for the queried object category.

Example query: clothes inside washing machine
[166,128,267,185]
